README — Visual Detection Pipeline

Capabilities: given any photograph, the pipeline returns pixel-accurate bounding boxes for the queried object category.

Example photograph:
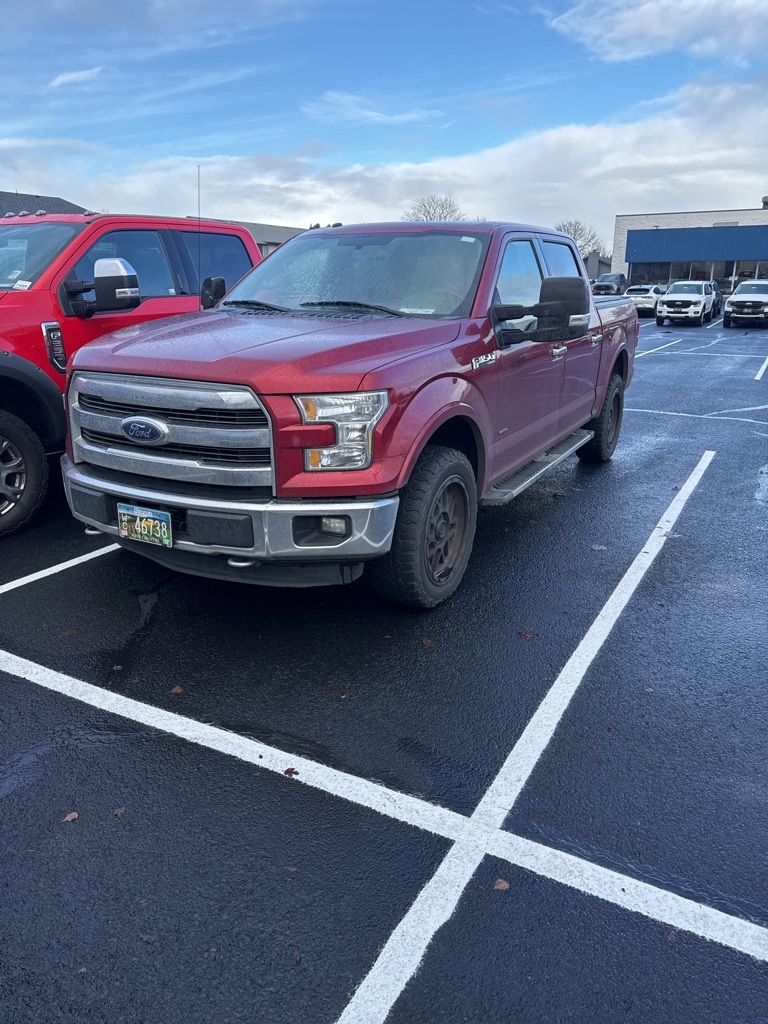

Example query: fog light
[320,516,349,537]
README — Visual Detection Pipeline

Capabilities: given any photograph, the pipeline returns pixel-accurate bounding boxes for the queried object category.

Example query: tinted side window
[73,230,177,300]
[541,240,581,278]
[495,240,543,306]
[179,231,252,291]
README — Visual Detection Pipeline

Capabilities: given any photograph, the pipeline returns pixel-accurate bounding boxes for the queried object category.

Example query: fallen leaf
[113,807,126,817]
[421,638,434,647]
[62,811,79,823]
[667,930,676,943]
[140,934,157,944]
[283,767,299,777]
[591,544,608,551]
[493,879,510,891]
[383,634,392,638]
[327,686,349,697]
[60,630,78,638]
[518,630,539,640]
[170,685,183,695]
[645,688,655,693]
[284,866,298,872]
[112,665,123,672]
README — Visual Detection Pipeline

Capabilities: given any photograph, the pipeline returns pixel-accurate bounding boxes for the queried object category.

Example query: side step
[480,429,594,506]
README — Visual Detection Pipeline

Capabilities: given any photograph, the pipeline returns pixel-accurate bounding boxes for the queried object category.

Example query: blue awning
[626,225,768,263]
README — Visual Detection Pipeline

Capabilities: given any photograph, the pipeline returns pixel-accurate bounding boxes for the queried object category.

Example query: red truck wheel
[576,373,625,463]
[0,411,49,538]
[369,445,477,608]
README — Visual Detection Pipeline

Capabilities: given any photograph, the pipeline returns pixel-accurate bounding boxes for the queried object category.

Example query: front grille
[732,302,765,313]
[70,372,274,489]
[668,300,693,309]
[79,392,268,428]
[81,428,271,465]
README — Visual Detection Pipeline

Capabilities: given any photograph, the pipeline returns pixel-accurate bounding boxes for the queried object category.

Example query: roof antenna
[197,164,202,293]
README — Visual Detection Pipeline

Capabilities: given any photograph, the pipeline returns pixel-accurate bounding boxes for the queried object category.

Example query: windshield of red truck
[0,223,83,290]
[223,229,491,318]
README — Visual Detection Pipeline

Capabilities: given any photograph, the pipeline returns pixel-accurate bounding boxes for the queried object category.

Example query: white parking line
[336,451,717,1024]
[635,338,683,358]
[626,409,768,426]
[6,452,765,1014]
[706,319,724,329]
[0,544,119,597]
[755,355,768,381]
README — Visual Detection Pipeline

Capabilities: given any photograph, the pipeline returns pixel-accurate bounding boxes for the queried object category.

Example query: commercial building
[611,197,768,292]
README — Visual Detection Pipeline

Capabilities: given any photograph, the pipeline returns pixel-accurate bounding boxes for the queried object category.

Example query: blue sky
[2,1,767,247]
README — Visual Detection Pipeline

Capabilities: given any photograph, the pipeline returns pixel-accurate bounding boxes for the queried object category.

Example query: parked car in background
[656,281,715,326]
[723,280,768,328]
[62,220,638,608]
[0,212,261,536]
[592,273,627,296]
[707,281,723,316]
[625,284,664,317]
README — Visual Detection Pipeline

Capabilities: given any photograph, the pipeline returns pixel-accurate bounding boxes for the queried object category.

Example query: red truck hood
[71,309,461,392]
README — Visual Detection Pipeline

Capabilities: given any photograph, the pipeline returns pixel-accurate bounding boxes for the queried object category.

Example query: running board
[480,429,594,506]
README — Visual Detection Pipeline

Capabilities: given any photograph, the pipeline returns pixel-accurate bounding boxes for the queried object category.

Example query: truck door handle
[551,345,567,358]
[592,333,603,345]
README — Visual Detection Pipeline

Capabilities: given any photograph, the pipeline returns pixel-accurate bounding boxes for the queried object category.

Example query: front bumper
[62,456,399,585]
[726,310,768,322]
[659,307,705,320]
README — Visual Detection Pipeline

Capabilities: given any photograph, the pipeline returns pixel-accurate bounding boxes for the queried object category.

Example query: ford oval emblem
[118,416,170,446]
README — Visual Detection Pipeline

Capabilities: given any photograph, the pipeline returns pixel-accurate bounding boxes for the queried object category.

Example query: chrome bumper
[62,456,399,562]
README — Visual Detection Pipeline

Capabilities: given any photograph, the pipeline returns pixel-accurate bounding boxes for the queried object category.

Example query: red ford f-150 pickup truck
[62,222,637,607]
[0,212,261,536]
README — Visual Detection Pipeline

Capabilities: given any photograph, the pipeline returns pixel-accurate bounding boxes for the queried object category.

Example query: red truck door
[538,238,602,435]
[491,238,565,478]
[53,227,203,354]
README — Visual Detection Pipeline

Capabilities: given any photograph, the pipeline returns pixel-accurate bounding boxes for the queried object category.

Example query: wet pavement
[1,315,767,1023]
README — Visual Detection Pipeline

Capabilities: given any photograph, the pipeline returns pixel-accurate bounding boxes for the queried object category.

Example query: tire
[656,316,665,326]
[704,306,712,322]
[723,316,731,328]
[696,311,705,326]
[368,445,477,609]
[0,410,49,538]
[576,373,625,464]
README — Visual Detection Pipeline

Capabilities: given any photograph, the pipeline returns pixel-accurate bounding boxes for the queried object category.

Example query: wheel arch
[0,352,66,449]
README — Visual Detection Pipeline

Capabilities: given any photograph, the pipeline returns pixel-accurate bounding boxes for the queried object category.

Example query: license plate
[117,503,173,547]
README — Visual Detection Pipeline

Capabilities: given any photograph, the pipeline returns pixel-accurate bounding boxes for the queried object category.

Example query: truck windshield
[0,223,82,290]
[733,282,768,295]
[223,229,491,318]
[667,282,703,294]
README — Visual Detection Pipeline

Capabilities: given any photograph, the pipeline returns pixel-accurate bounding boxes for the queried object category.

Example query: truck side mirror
[490,303,533,347]
[201,276,226,309]
[529,277,591,343]
[94,258,141,312]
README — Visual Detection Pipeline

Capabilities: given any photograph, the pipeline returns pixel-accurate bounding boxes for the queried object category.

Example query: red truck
[0,212,261,536]
[62,222,637,607]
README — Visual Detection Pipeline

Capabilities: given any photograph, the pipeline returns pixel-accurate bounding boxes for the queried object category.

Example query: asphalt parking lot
[1,314,767,1023]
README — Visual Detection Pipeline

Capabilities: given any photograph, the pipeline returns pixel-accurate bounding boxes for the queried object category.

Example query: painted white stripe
[0,647,468,844]
[650,352,762,359]
[635,338,683,358]
[626,409,768,426]
[755,355,768,381]
[0,544,119,597]
[486,831,768,964]
[335,451,716,1023]
[706,318,724,329]
[472,449,715,829]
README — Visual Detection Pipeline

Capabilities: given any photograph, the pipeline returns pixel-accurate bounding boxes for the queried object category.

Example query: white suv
[656,282,714,326]
[625,284,665,317]
[723,280,768,328]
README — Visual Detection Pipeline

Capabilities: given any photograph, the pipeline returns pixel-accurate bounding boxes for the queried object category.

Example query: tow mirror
[529,277,591,342]
[94,258,140,312]
[201,276,226,309]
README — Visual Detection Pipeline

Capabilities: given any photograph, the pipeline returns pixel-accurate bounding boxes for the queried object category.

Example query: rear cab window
[177,231,253,292]
[71,229,177,302]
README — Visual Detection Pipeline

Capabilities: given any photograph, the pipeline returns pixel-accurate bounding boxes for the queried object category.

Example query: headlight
[725,302,732,310]
[295,391,388,470]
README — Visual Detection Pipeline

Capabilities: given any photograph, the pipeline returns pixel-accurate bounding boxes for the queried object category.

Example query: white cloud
[549,0,768,62]
[47,66,103,89]
[302,91,444,126]
[4,77,767,243]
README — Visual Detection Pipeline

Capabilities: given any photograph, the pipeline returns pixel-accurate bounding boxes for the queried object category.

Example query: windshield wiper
[222,299,291,312]
[299,300,406,317]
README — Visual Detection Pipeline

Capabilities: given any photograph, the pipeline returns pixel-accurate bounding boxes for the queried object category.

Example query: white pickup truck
[656,281,715,326]
[723,280,768,328]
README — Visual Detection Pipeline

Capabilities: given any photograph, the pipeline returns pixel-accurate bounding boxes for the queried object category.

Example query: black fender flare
[0,350,67,449]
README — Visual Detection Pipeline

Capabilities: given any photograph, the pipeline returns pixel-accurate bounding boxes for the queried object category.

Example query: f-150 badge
[472,352,499,370]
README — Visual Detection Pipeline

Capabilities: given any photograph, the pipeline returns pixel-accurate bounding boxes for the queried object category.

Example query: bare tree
[401,194,466,222]
[554,219,608,258]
